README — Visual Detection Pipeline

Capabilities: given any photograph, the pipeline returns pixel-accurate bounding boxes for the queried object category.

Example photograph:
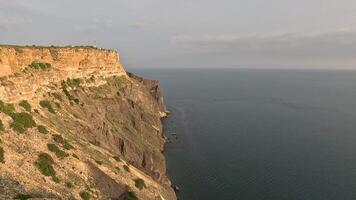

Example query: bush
[72,154,79,159]
[123,191,138,200]
[35,153,58,181]
[10,112,36,133]
[134,178,146,190]
[37,125,48,134]
[95,159,103,165]
[19,100,31,112]
[28,62,51,70]
[52,134,74,150]
[62,78,80,89]
[14,194,33,200]
[0,120,4,131]
[47,143,68,159]
[80,191,91,200]
[65,181,73,188]
[113,156,121,162]
[0,100,15,115]
[39,100,56,114]
[0,146,4,163]
[61,79,80,103]
[123,165,130,172]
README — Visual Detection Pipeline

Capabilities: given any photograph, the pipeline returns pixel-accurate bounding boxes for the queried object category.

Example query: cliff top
[0,44,116,52]
[0,45,124,77]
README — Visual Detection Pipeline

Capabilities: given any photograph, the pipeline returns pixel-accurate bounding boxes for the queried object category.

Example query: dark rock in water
[173,185,180,192]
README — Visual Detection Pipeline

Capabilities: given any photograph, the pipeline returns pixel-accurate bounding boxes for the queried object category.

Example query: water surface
[131,69,356,200]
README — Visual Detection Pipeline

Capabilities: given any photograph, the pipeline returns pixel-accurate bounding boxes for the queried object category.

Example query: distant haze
[1,0,356,69]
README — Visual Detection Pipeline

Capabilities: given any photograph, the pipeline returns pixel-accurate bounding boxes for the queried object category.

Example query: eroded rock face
[0,46,176,200]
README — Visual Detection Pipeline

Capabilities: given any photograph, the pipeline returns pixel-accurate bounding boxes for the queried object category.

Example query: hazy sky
[1,0,356,69]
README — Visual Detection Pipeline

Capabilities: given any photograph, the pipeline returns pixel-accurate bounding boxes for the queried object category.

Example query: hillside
[0,45,176,200]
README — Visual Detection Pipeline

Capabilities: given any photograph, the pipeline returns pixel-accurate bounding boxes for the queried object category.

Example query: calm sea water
[131,69,356,200]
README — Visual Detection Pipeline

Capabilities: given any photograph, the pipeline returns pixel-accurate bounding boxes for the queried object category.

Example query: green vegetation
[52,134,74,150]
[80,191,91,200]
[72,154,79,159]
[0,100,15,115]
[14,194,33,200]
[123,165,130,172]
[52,176,60,183]
[39,100,56,114]
[63,78,81,89]
[123,191,138,200]
[35,153,58,182]
[61,79,80,104]
[19,100,31,112]
[0,146,4,163]
[65,181,73,188]
[14,47,24,54]
[0,119,4,131]
[28,62,51,70]
[37,125,48,134]
[10,112,36,133]
[47,143,68,159]
[113,156,121,162]
[95,159,103,165]
[134,178,146,190]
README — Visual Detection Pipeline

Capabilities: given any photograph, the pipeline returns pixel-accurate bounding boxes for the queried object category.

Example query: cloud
[0,16,32,30]
[166,30,356,68]
[171,31,356,65]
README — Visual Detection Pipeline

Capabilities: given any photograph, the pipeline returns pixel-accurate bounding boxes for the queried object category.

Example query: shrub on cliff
[0,100,15,115]
[123,191,138,200]
[0,120,4,131]
[80,191,91,200]
[29,62,51,70]
[14,194,33,200]
[134,178,146,190]
[37,125,48,134]
[0,146,4,163]
[19,100,32,112]
[39,100,56,114]
[35,153,59,182]
[52,134,74,150]
[10,112,36,133]
[47,143,68,159]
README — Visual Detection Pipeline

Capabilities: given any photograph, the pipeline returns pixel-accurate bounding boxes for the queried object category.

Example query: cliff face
[0,46,176,200]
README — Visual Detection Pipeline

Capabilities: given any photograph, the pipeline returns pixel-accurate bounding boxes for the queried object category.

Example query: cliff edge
[0,45,176,200]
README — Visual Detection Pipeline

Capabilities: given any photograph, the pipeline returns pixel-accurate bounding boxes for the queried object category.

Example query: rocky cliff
[0,45,176,200]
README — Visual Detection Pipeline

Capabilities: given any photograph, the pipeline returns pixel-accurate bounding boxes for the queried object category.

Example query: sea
[131,69,356,200]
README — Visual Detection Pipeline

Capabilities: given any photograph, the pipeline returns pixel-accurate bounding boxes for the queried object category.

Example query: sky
[1,0,356,69]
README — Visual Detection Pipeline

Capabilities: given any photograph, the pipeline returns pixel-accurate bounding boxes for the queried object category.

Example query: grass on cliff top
[10,112,36,133]
[35,153,59,182]
[19,100,32,112]
[80,191,91,200]
[28,62,51,70]
[0,44,114,51]
[47,143,68,159]
[39,100,56,114]
[0,146,4,163]
[134,178,146,190]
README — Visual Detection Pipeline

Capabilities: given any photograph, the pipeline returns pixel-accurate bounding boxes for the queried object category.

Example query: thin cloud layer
[0,0,356,68]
